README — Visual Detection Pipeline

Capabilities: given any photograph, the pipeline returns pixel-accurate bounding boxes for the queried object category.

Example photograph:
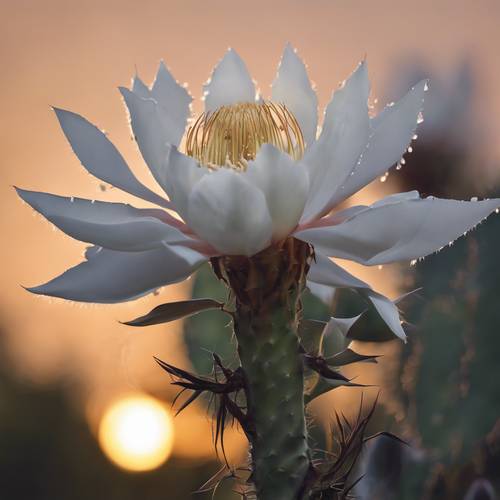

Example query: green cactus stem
[215,238,313,500]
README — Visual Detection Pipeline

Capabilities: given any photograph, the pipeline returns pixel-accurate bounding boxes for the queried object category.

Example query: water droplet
[417,112,424,124]
[400,158,406,165]
[387,101,395,107]
[412,134,418,140]
[91,199,95,204]
[70,196,74,203]
[410,259,417,266]
[424,81,429,91]
[495,208,499,214]
[396,162,402,170]
[377,265,383,270]
[470,196,478,202]
[408,146,413,153]
[380,174,387,183]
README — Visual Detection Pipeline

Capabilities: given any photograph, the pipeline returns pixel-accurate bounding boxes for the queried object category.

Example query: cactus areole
[17,45,500,498]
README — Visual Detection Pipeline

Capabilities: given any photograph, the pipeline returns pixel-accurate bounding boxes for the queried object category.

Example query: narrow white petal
[151,61,192,128]
[324,315,362,338]
[16,188,191,251]
[272,44,318,146]
[301,62,370,222]
[120,87,182,191]
[132,75,150,98]
[54,108,170,208]
[297,195,500,265]
[160,146,208,219]
[203,49,255,112]
[26,246,206,304]
[329,80,427,207]
[245,144,309,240]
[186,169,273,256]
[308,253,406,340]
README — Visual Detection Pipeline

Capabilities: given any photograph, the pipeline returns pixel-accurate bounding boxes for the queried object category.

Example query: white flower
[17,45,500,341]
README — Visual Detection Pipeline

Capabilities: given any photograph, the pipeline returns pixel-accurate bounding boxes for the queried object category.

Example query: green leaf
[122,298,224,327]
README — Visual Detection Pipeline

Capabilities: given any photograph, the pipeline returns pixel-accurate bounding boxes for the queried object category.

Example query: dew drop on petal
[470,196,478,202]
[408,146,413,153]
[495,208,499,214]
[412,134,418,140]
[417,112,424,124]
[424,82,429,91]
[396,162,402,170]
[70,196,74,203]
[410,259,417,266]
[400,158,406,165]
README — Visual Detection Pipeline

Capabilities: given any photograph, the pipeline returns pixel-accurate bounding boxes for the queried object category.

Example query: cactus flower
[17,46,499,339]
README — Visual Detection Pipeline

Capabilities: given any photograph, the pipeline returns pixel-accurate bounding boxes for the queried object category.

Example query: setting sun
[98,394,174,472]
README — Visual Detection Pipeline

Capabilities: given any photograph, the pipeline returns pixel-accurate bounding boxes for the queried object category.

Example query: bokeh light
[98,394,174,472]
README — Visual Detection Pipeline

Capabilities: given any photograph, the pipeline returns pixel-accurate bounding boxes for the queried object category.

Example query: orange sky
[1,0,499,460]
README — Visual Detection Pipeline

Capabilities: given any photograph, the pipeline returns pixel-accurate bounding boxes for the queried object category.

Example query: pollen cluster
[185,102,304,169]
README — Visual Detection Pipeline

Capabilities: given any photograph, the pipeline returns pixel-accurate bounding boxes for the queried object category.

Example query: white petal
[26,245,206,304]
[151,61,192,128]
[301,62,370,222]
[245,144,309,240]
[308,253,406,340]
[324,315,362,338]
[120,87,182,191]
[132,75,150,98]
[16,188,191,251]
[297,195,500,265]
[272,44,318,146]
[186,169,273,256]
[54,108,170,209]
[329,80,427,207]
[203,49,255,112]
[160,146,208,219]
[361,289,406,341]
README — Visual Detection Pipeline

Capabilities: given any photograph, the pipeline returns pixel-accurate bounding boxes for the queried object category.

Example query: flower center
[185,102,304,169]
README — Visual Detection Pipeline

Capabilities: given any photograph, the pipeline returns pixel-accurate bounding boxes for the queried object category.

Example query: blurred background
[1,0,500,498]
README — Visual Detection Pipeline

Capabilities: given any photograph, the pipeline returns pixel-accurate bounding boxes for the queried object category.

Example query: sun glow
[98,394,174,472]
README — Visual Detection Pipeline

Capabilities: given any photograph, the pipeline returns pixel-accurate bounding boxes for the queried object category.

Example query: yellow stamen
[185,102,304,169]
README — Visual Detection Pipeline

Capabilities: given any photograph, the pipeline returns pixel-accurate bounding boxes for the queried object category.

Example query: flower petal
[54,108,170,209]
[186,169,273,256]
[120,87,181,192]
[26,245,206,304]
[328,80,427,207]
[301,62,370,222]
[245,144,309,240]
[151,61,192,129]
[308,253,406,340]
[203,49,255,112]
[297,195,500,265]
[160,146,208,219]
[271,44,318,146]
[16,188,191,251]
